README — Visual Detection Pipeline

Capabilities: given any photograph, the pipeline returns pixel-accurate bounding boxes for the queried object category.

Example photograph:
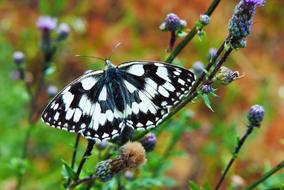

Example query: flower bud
[13,51,25,65]
[96,141,108,150]
[201,84,213,94]
[57,23,70,41]
[247,104,265,127]
[140,133,157,152]
[192,61,204,76]
[159,13,186,32]
[36,16,57,31]
[46,85,58,97]
[199,14,210,26]
[124,170,134,180]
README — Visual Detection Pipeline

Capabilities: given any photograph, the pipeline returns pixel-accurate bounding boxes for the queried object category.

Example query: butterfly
[41,60,195,142]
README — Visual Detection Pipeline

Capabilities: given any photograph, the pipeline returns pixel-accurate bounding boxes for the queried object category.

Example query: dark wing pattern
[41,61,195,142]
[118,61,195,131]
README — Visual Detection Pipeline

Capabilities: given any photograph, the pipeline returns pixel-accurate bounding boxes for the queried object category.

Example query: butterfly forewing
[41,61,195,142]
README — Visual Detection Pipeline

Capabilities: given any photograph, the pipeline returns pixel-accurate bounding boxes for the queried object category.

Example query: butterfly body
[42,60,195,142]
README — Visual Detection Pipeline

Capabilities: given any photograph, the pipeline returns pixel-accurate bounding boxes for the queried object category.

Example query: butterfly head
[105,59,115,69]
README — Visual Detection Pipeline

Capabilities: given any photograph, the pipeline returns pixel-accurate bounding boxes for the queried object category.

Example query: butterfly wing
[42,61,195,142]
[41,70,125,141]
[118,61,195,130]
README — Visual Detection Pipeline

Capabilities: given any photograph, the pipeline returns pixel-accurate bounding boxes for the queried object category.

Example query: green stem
[165,0,221,63]
[215,125,255,190]
[245,160,284,190]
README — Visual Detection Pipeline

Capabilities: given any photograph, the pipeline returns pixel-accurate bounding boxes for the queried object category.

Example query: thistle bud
[13,51,25,65]
[140,133,157,152]
[247,104,265,127]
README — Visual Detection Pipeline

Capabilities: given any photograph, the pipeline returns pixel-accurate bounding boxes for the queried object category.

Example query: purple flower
[46,85,58,97]
[160,13,187,32]
[192,61,204,76]
[199,14,210,25]
[247,104,265,127]
[139,133,157,152]
[245,0,265,6]
[13,51,25,65]
[201,84,213,94]
[57,23,70,40]
[36,16,57,31]
[228,0,264,47]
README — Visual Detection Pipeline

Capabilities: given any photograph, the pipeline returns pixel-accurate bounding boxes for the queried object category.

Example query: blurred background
[0,0,283,189]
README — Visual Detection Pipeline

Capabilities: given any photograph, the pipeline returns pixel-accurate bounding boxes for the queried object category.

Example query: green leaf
[61,160,77,180]
[189,181,201,190]
[202,94,214,111]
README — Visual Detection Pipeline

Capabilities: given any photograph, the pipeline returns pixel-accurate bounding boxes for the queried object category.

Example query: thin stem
[245,160,284,190]
[165,0,221,63]
[69,174,97,189]
[215,125,255,190]
[71,134,81,169]
[76,140,95,177]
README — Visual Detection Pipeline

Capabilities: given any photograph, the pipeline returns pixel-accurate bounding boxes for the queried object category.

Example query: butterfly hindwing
[42,61,195,142]
[118,61,195,131]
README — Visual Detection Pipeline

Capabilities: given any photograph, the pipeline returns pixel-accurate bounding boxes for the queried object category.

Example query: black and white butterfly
[41,60,195,142]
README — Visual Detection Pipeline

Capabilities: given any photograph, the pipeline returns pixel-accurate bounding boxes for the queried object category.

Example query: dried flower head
[94,142,146,182]
[120,142,146,168]
[215,66,244,85]
[247,104,265,127]
[37,16,57,31]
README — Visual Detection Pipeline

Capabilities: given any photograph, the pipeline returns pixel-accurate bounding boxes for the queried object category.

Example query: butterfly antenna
[75,55,106,62]
[107,42,122,60]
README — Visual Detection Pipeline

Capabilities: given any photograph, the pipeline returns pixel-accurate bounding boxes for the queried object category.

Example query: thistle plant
[12,15,69,189]
[8,1,284,190]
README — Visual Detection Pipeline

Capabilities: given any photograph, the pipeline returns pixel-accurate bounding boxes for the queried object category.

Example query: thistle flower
[247,104,264,127]
[94,142,146,182]
[96,141,108,150]
[57,23,70,41]
[201,84,213,94]
[140,133,157,152]
[36,16,57,31]
[192,61,204,77]
[13,51,25,65]
[124,170,134,180]
[199,14,210,26]
[207,48,217,61]
[46,85,58,97]
[228,0,264,48]
[159,13,187,32]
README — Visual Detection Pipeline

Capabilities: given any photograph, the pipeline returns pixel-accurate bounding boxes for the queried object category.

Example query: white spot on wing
[156,66,170,82]
[54,112,59,121]
[163,82,175,92]
[124,80,136,93]
[81,77,97,90]
[178,78,185,85]
[158,86,170,97]
[62,92,74,111]
[127,64,144,76]
[66,108,75,120]
[106,110,114,122]
[132,102,139,114]
[73,109,82,122]
[98,86,107,101]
